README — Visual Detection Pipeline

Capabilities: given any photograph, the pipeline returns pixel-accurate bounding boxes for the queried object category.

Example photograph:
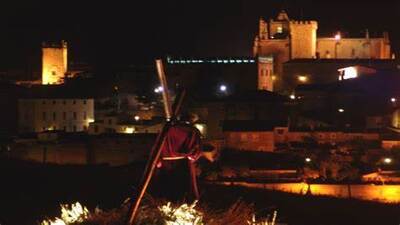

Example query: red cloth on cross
[160,123,202,161]
[159,122,202,199]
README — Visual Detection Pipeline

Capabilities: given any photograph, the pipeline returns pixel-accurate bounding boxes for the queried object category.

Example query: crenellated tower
[42,40,68,85]
[289,20,318,59]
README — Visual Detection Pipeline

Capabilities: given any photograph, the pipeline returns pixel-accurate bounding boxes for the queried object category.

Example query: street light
[154,86,163,93]
[134,115,140,121]
[305,157,312,163]
[391,97,396,103]
[219,84,227,92]
[384,158,392,164]
[338,108,344,113]
[290,94,296,100]
[335,32,341,58]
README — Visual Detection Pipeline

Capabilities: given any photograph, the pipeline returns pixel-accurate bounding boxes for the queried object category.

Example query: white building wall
[18,98,94,133]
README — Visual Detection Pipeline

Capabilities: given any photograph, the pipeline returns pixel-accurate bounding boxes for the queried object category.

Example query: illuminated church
[253,11,393,93]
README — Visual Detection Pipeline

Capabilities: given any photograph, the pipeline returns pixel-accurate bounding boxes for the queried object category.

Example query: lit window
[277,26,283,33]
[338,67,358,80]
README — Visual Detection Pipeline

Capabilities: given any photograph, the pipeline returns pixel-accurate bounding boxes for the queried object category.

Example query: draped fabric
[160,123,201,160]
[156,123,202,200]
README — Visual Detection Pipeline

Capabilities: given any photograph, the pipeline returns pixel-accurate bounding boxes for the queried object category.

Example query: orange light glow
[297,75,308,83]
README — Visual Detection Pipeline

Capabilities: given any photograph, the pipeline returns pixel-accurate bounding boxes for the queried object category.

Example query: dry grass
[73,198,257,225]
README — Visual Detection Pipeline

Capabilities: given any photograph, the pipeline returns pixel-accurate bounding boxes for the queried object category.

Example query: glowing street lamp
[154,86,163,93]
[384,157,392,164]
[134,115,140,121]
[334,32,341,41]
[338,108,344,113]
[297,75,308,83]
[391,97,396,103]
[305,157,311,163]
[219,84,227,92]
[334,32,341,58]
[290,94,296,100]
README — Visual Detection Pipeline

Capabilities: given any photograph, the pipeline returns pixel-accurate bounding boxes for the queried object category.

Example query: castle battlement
[42,40,67,49]
[289,20,318,26]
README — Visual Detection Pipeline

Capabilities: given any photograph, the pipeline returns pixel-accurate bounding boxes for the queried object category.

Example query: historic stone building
[253,11,392,93]
[42,40,68,85]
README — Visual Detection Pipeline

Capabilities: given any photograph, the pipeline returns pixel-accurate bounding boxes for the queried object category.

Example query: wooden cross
[126,59,186,225]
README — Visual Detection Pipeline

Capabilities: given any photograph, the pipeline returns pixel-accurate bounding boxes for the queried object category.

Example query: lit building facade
[253,11,392,92]
[18,98,94,133]
[42,41,68,85]
[87,115,163,135]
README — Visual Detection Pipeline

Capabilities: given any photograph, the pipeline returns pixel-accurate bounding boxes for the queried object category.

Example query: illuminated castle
[253,11,392,92]
[42,40,68,85]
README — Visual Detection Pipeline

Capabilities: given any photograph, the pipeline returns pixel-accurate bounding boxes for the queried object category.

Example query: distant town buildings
[253,10,393,93]
[18,97,94,133]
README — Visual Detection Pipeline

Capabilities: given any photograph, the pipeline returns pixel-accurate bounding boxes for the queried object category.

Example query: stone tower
[42,40,68,85]
[289,21,318,59]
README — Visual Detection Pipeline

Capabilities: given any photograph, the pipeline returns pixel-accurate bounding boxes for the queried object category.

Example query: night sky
[0,0,399,70]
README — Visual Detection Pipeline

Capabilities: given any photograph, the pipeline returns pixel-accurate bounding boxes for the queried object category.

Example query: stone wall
[224,131,275,152]
[317,38,391,59]
[289,21,318,59]
[42,41,67,85]
[217,181,400,203]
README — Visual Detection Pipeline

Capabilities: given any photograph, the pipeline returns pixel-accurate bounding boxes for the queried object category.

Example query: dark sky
[0,0,399,69]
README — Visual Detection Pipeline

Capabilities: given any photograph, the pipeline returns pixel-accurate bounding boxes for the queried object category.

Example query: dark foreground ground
[1,158,400,225]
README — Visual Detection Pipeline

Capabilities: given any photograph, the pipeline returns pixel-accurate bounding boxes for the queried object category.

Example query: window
[63,100,66,105]
[52,100,56,105]
[63,126,66,131]
[108,119,112,125]
[83,100,87,105]
[73,112,77,120]
[63,112,66,120]
[42,100,46,105]
[276,129,284,135]
[83,111,87,120]
[94,125,99,133]
[42,112,47,121]
[73,125,77,132]
[83,125,87,131]
[277,26,283,33]
[52,71,56,76]
[73,100,76,104]
[53,112,56,121]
